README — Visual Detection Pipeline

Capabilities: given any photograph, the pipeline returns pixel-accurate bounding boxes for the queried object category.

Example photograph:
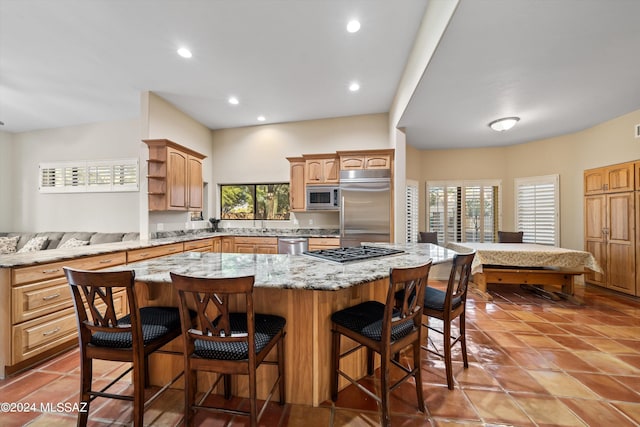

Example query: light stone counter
[107,242,457,291]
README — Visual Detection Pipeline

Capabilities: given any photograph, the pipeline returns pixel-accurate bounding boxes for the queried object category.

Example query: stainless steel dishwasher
[277,237,308,255]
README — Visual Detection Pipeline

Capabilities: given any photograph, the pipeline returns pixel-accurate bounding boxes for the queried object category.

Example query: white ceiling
[2,0,640,150]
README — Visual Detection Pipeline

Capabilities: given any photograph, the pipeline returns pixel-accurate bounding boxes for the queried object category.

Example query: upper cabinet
[304,154,339,184]
[144,139,206,211]
[287,157,306,212]
[584,162,635,195]
[338,149,393,170]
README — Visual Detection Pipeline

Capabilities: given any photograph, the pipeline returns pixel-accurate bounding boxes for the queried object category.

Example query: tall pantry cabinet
[584,161,638,295]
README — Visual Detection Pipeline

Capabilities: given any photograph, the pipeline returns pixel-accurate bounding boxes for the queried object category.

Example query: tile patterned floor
[1,281,639,426]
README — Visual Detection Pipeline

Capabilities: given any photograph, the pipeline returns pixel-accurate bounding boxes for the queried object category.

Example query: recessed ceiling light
[346,20,361,33]
[228,96,239,105]
[177,47,192,58]
[349,82,360,92]
[488,117,520,132]
[257,116,266,122]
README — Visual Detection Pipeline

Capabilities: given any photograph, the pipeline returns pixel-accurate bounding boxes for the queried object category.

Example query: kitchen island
[107,243,457,406]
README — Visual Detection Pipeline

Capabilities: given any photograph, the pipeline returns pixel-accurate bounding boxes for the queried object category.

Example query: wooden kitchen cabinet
[584,161,638,295]
[234,236,278,254]
[338,149,394,170]
[2,251,127,376]
[304,154,339,184]
[184,238,214,253]
[308,237,340,251]
[144,139,206,211]
[584,162,635,195]
[126,243,184,263]
[287,157,306,211]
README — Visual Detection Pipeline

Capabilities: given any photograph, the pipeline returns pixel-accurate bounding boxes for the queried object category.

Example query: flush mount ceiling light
[349,82,360,92]
[257,115,266,122]
[177,47,192,58]
[346,19,361,33]
[228,96,239,105]
[488,116,520,132]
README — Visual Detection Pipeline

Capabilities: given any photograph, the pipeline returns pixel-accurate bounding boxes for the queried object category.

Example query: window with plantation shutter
[406,180,418,243]
[515,175,559,246]
[39,159,138,193]
[427,180,501,244]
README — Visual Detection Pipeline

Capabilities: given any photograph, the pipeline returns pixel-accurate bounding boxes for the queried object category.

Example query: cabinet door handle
[42,327,61,336]
[42,293,61,301]
[42,268,61,274]
[138,253,149,257]
[99,259,113,264]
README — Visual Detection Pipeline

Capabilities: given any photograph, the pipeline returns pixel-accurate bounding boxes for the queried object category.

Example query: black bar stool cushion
[194,313,286,360]
[423,287,462,311]
[91,306,182,349]
[331,301,414,342]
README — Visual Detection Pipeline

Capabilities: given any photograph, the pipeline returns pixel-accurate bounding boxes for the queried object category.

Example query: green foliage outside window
[221,184,289,220]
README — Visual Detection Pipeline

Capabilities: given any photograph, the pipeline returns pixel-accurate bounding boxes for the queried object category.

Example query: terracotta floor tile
[464,389,533,426]
[284,405,331,427]
[574,350,640,375]
[535,349,598,372]
[510,394,585,426]
[0,372,62,401]
[611,402,640,425]
[332,408,382,426]
[0,410,41,427]
[483,365,548,394]
[492,320,538,333]
[454,364,500,390]
[332,378,380,412]
[580,336,639,354]
[618,354,640,370]
[512,333,565,349]
[561,398,638,427]
[527,370,598,398]
[568,372,640,402]
[483,331,528,348]
[546,334,599,351]
[612,375,640,394]
[526,321,568,335]
[432,420,483,427]
[557,323,604,337]
[423,385,479,421]
[508,349,558,370]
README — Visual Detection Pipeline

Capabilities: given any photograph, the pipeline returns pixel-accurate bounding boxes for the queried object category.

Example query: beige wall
[414,108,640,250]
[0,131,14,230]
[211,113,390,227]
[140,92,216,235]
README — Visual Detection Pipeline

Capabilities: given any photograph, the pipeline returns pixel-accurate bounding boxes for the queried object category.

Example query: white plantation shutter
[515,175,559,246]
[40,159,138,193]
[427,180,501,244]
[406,180,419,243]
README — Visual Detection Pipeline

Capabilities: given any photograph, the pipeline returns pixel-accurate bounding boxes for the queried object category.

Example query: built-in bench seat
[0,231,139,252]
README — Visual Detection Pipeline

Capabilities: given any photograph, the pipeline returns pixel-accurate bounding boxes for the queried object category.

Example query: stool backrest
[170,273,256,358]
[418,232,438,244]
[384,262,432,342]
[445,252,475,310]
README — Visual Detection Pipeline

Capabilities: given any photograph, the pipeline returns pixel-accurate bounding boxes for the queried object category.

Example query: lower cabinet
[234,237,278,254]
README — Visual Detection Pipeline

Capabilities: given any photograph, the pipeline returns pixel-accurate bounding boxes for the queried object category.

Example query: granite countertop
[0,230,340,268]
[105,243,456,291]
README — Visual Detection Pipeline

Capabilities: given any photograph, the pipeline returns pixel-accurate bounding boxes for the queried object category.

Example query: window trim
[406,179,419,243]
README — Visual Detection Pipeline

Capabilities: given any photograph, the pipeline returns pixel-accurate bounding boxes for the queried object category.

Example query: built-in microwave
[306,186,340,210]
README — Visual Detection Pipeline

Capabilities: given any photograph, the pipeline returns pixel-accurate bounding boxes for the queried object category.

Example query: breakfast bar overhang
[107,243,457,406]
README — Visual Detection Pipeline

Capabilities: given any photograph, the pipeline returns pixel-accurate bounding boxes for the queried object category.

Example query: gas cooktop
[303,245,404,263]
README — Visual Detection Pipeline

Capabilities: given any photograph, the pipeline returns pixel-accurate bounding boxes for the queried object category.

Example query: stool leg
[133,359,144,427]
[277,333,286,405]
[330,330,340,401]
[380,353,390,427]
[443,318,454,390]
[413,339,425,412]
[460,313,469,368]
[184,368,196,427]
[78,355,91,427]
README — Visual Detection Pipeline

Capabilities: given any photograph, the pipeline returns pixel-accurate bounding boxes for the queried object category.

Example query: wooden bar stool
[170,272,286,427]
[330,262,432,427]
[421,252,475,389]
[64,268,184,427]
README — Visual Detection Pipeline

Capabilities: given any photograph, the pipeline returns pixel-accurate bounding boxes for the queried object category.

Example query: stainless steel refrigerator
[339,169,392,247]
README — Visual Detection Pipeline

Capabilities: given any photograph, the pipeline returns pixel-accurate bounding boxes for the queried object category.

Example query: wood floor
[1,281,639,426]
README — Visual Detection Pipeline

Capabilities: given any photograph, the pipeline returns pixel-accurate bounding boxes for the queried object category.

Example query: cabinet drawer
[12,278,72,323]
[234,237,278,245]
[184,238,213,251]
[127,243,184,262]
[13,252,126,286]
[308,237,340,248]
[12,291,127,364]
